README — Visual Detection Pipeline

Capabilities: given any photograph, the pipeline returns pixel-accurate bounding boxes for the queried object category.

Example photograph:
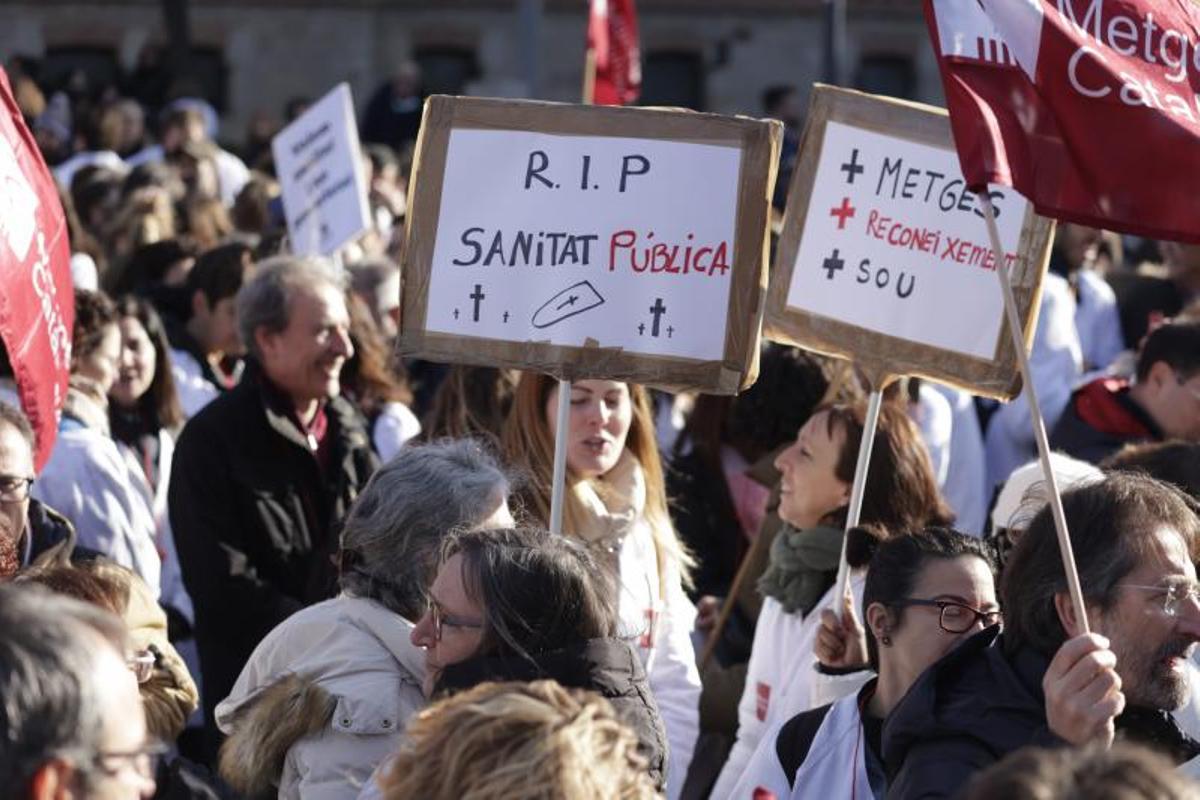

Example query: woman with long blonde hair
[502,375,699,799]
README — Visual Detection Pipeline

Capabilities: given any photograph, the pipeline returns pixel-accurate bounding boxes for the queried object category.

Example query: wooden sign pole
[832,385,886,615]
[549,378,572,536]
[979,193,1089,632]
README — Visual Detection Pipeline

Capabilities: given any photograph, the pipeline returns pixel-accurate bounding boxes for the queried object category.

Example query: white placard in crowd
[428,130,738,361]
[787,121,1024,360]
[272,83,371,257]
[766,86,1052,398]
[401,96,781,393]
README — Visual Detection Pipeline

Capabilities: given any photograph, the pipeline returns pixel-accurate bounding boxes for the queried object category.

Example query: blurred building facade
[0,0,939,143]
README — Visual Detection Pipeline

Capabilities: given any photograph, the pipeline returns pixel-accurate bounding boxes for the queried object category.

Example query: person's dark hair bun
[845,524,887,568]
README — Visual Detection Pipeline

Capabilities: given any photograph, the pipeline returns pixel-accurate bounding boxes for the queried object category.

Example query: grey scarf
[757,524,844,615]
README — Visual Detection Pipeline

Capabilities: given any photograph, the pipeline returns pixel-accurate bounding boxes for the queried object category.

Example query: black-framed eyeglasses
[1121,581,1200,617]
[0,475,34,503]
[93,739,170,780]
[426,598,483,642]
[890,598,1002,634]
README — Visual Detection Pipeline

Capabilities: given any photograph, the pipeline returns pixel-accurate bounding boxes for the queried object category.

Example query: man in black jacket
[169,256,378,758]
[883,472,1200,798]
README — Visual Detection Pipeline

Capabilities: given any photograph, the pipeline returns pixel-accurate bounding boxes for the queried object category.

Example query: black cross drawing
[649,298,667,337]
[823,249,845,280]
[667,325,674,338]
[453,308,460,320]
[470,284,486,322]
[503,311,510,323]
[841,149,864,184]
[638,322,645,336]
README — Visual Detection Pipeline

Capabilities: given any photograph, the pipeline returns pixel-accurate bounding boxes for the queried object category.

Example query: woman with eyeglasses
[713,402,954,797]
[407,525,669,794]
[729,526,1000,798]
[217,441,514,800]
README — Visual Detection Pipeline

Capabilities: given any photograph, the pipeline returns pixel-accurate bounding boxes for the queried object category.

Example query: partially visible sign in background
[272,83,371,257]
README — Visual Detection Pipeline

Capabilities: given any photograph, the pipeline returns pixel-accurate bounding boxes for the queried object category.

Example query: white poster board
[401,96,781,393]
[427,130,738,361]
[272,83,371,257]
[766,86,1052,398]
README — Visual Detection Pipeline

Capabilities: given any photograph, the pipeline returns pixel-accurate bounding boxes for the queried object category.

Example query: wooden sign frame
[764,84,1054,399]
[399,95,781,394]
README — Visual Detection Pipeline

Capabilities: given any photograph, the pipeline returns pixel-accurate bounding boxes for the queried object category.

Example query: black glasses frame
[890,598,1001,634]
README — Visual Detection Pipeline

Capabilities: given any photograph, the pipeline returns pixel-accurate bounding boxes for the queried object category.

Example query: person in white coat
[108,296,192,627]
[730,526,999,798]
[712,402,954,797]
[215,439,515,800]
[503,374,701,800]
[35,289,161,595]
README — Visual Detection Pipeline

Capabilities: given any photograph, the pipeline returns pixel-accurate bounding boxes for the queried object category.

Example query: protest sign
[0,67,74,471]
[400,95,781,394]
[765,85,1054,399]
[272,83,371,256]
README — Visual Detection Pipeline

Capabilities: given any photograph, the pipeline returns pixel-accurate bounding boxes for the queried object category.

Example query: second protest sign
[400,96,781,394]
[766,84,1054,398]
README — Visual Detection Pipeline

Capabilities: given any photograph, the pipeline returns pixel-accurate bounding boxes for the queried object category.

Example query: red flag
[587,0,641,105]
[0,68,74,470]
[924,0,1200,243]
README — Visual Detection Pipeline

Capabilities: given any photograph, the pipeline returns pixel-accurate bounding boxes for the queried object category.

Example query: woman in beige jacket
[215,440,514,799]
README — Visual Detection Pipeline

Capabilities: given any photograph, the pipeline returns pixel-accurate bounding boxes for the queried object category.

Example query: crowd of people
[3,55,1200,800]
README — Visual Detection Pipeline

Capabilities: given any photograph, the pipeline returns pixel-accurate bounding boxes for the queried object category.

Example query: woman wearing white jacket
[729,527,999,798]
[504,375,701,800]
[35,290,161,595]
[216,440,514,799]
[713,402,953,797]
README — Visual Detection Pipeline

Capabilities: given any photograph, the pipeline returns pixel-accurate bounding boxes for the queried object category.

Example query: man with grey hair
[212,439,513,798]
[0,584,155,799]
[169,255,378,759]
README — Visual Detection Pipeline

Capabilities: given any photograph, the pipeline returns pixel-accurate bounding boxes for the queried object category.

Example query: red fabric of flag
[924,0,1200,243]
[0,67,74,470]
[587,0,641,105]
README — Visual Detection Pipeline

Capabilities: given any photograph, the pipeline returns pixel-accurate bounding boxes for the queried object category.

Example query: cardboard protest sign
[0,67,74,471]
[400,95,781,394]
[765,84,1054,398]
[272,83,371,256]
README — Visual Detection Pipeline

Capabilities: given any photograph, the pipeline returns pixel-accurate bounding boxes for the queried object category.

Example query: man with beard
[169,256,378,760]
[883,472,1200,798]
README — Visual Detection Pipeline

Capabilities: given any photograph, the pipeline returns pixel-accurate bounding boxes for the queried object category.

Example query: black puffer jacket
[169,363,378,751]
[883,627,1200,799]
[436,637,670,792]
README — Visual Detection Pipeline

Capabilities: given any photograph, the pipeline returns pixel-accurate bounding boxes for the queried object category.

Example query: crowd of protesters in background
[3,51,1200,800]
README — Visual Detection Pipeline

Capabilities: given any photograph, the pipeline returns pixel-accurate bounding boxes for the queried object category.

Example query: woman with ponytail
[713,401,953,796]
[502,375,700,799]
[729,526,999,798]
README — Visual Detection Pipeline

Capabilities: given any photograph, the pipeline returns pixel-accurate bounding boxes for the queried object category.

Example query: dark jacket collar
[435,637,647,695]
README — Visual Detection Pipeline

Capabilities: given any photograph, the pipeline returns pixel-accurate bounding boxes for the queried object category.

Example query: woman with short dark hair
[730,526,998,798]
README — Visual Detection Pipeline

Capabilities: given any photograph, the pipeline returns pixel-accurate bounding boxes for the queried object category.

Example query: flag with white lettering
[587,0,641,105]
[924,0,1200,242]
[0,68,74,470]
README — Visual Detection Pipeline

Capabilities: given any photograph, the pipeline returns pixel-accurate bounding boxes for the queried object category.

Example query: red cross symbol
[830,197,856,230]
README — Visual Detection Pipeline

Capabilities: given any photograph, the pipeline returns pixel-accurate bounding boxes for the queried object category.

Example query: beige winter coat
[215,595,426,799]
